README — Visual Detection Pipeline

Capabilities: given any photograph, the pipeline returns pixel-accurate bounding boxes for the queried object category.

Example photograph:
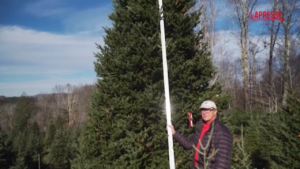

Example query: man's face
[200,108,217,122]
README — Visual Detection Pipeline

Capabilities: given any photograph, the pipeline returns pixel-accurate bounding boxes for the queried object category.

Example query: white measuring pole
[158,0,175,168]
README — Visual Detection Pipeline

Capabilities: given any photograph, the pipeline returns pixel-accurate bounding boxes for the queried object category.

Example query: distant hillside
[0,96,21,105]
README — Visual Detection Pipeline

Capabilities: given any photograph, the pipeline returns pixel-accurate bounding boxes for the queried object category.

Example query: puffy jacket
[173,118,233,169]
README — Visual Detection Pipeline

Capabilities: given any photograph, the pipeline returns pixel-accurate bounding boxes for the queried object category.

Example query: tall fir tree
[73,0,228,168]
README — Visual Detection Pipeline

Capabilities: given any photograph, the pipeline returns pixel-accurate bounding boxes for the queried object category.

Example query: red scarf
[194,121,212,167]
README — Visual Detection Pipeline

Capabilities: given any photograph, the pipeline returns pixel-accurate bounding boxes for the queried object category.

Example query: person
[167,100,233,169]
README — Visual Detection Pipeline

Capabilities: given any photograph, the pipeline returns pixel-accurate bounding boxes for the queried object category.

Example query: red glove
[187,112,193,128]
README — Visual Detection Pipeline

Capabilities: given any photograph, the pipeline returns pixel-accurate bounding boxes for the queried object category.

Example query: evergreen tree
[44,122,56,151]
[0,127,14,169]
[267,90,300,169]
[244,111,270,169]
[43,122,57,168]
[11,93,35,134]
[222,109,250,135]
[73,0,228,168]
[11,93,35,150]
[67,127,81,163]
[241,91,300,169]
[26,122,43,169]
[48,129,70,169]
[8,93,36,168]
[9,153,28,169]
[44,115,78,169]
[231,125,251,169]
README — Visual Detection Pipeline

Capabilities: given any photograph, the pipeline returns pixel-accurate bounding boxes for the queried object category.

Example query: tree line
[0,84,94,169]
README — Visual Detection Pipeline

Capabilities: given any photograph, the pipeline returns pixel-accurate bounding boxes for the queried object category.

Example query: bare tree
[218,56,244,109]
[34,93,55,131]
[196,0,220,88]
[278,0,299,105]
[53,84,79,127]
[197,0,218,59]
[0,103,15,131]
[260,0,281,112]
[289,39,300,95]
[72,84,94,127]
[248,38,264,111]
[267,0,281,90]
[227,0,257,111]
[213,34,232,86]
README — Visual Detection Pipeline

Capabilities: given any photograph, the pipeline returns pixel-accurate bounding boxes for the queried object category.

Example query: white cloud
[0,25,102,97]
[0,26,103,70]
[0,0,114,97]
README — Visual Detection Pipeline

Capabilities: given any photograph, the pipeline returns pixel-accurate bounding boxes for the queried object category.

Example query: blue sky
[0,0,113,97]
[0,0,271,97]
